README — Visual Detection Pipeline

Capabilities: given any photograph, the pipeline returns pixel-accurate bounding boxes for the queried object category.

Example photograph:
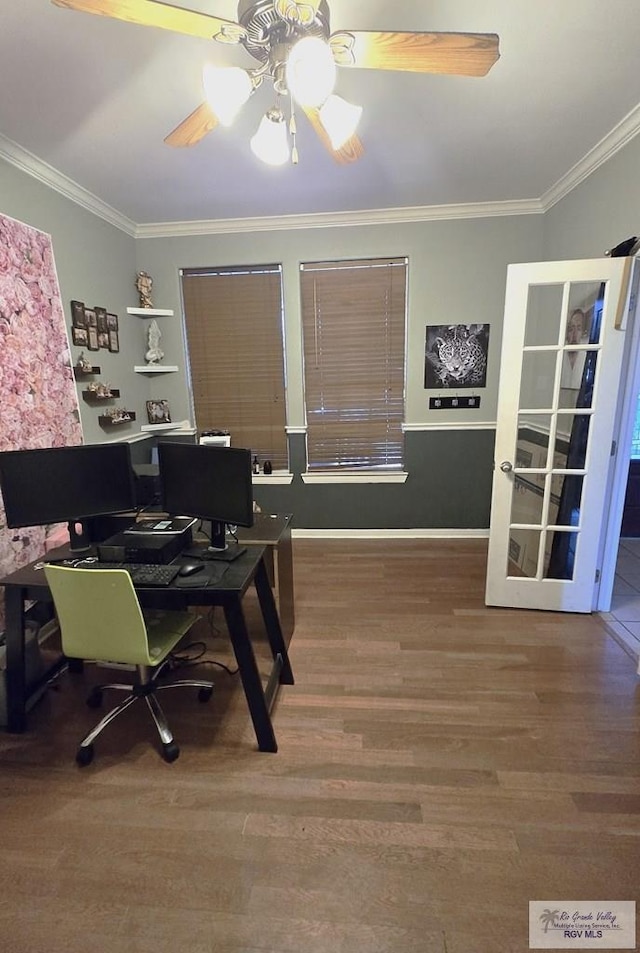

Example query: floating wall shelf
[82,389,120,403]
[134,365,178,374]
[127,307,174,317]
[98,412,136,427]
[73,366,101,377]
[140,422,180,432]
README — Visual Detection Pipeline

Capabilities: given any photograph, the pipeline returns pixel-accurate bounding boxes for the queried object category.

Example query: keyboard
[49,559,180,587]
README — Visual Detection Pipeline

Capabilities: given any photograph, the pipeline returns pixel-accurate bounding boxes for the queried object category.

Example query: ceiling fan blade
[164,103,219,147]
[330,30,500,77]
[302,107,364,165]
[51,0,247,43]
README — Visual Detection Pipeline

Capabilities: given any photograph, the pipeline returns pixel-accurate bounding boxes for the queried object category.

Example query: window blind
[300,257,407,471]
[181,265,288,470]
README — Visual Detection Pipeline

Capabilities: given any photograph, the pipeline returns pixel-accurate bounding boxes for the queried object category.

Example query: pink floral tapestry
[0,213,83,632]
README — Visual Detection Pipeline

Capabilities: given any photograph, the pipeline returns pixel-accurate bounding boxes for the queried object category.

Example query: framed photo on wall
[424,323,490,389]
[106,312,119,332]
[70,300,86,328]
[72,326,88,347]
[146,399,171,424]
[87,326,99,351]
[95,307,108,334]
[108,330,119,353]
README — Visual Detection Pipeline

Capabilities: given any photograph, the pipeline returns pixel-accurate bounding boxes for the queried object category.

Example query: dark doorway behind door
[621,460,640,536]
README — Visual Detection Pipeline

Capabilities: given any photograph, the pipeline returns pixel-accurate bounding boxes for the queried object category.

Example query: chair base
[76,663,214,765]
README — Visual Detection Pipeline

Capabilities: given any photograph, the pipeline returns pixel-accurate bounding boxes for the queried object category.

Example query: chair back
[44,565,153,666]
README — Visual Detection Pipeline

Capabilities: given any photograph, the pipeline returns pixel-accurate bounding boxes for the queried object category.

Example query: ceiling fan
[51,0,500,165]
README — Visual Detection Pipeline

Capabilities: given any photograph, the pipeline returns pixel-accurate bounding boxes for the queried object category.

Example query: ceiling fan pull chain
[290,99,299,164]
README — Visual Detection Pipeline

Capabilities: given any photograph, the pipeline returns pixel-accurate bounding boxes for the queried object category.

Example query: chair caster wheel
[162,742,180,763]
[76,744,94,767]
[198,687,214,703]
[87,689,103,709]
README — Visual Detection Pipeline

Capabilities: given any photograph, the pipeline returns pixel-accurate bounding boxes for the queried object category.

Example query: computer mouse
[178,561,205,577]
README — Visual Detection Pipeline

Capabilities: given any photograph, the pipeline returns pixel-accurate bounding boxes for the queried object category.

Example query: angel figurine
[135,271,154,309]
[145,318,164,364]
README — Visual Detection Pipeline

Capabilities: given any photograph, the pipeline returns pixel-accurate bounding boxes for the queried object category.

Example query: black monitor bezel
[157,442,254,552]
[0,442,136,550]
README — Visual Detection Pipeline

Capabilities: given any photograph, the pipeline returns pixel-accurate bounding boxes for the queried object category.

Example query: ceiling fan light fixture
[251,108,291,165]
[318,94,363,149]
[202,64,252,126]
[286,36,336,107]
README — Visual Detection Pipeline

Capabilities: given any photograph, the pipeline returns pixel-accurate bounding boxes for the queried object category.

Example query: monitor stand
[67,519,91,554]
[183,520,247,562]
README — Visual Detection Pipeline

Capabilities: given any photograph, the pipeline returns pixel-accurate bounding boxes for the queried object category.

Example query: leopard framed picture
[424,324,490,389]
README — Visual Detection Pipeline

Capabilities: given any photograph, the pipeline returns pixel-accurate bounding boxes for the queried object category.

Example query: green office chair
[44,565,214,766]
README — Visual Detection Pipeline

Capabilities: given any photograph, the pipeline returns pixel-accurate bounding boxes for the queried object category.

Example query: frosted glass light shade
[203,64,252,126]
[251,110,290,166]
[319,94,363,149]
[286,36,336,107]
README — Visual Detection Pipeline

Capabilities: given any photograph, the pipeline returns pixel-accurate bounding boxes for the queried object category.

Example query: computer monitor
[157,442,253,557]
[0,442,136,552]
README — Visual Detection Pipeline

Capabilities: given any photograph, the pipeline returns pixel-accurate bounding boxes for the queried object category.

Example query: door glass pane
[511,475,544,525]
[559,351,598,408]
[516,415,551,478]
[524,285,564,346]
[544,531,579,580]
[508,529,541,578]
[556,413,590,469]
[566,282,603,345]
[549,474,584,526]
[520,351,557,408]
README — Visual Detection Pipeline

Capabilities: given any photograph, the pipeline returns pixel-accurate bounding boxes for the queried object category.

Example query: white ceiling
[1,0,640,228]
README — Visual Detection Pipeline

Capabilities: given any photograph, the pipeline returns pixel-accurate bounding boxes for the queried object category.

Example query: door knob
[499,461,513,472]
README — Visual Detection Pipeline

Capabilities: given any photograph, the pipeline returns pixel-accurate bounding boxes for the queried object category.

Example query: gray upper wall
[134,216,542,529]
[135,215,543,429]
[542,133,640,261]
[2,128,639,528]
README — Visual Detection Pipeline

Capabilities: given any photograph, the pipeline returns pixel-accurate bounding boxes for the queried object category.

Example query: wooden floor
[0,539,639,953]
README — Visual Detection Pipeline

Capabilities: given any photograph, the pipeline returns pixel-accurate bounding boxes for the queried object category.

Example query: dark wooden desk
[0,545,294,751]
[236,514,294,641]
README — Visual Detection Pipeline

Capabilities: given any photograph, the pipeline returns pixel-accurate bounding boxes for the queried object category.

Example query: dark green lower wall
[129,429,496,530]
[253,430,496,530]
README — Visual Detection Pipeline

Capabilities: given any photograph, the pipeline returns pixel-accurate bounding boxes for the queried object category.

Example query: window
[181,265,288,470]
[300,257,407,471]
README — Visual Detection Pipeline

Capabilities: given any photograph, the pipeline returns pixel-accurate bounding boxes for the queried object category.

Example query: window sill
[252,472,294,485]
[301,471,408,485]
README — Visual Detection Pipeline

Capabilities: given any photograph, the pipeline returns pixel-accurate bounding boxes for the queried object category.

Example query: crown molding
[135,198,543,238]
[541,102,640,212]
[0,134,137,237]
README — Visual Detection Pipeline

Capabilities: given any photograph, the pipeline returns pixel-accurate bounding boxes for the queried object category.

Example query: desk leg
[5,587,27,733]
[274,526,295,643]
[223,597,278,753]
[254,559,294,685]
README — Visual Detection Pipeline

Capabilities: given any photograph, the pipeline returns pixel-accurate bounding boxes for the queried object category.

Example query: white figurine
[145,319,164,364]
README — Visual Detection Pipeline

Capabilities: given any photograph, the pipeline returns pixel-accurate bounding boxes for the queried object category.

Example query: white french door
[486,257,635,612]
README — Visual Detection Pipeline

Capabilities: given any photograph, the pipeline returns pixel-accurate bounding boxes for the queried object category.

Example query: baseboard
[598,614,640,668]
[291,528,489,540]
